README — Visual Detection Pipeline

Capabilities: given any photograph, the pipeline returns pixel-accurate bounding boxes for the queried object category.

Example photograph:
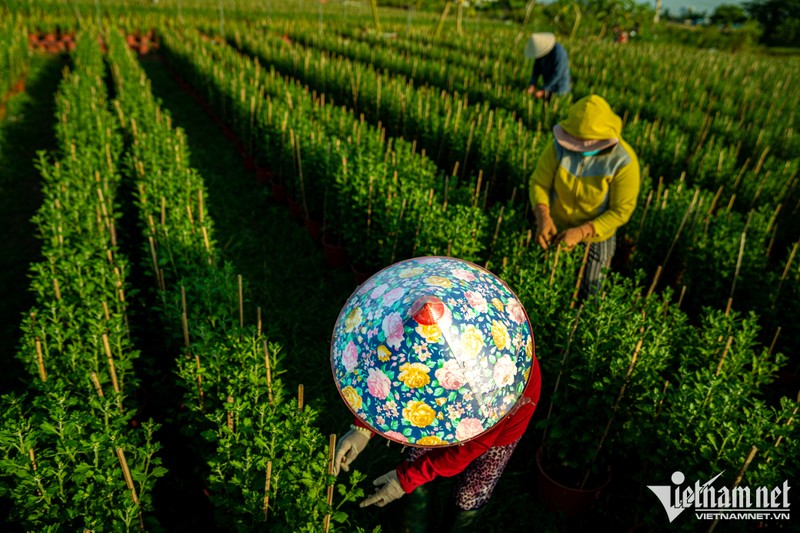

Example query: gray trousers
[580,233,616,300]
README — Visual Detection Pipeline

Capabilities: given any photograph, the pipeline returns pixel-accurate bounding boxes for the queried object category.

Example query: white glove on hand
[359,470,405,508]
[333,428,370,476]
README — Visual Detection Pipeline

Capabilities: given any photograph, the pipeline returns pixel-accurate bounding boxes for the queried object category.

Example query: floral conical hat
[331,257,535,447]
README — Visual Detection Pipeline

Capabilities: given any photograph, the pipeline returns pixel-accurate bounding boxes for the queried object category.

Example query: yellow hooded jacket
[529,96,640,243]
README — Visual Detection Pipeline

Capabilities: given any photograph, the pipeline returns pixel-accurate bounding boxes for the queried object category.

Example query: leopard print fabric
[405,438,521,511]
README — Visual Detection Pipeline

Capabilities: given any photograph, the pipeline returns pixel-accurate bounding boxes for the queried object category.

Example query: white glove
[333,428,371,476]
[359,470,405,508]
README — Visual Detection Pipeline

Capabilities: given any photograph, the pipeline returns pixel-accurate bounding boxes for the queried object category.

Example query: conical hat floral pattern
[331,257,535,447]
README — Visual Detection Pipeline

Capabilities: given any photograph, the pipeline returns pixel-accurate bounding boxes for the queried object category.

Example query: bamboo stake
[35,337,47,382]
[148,236,160,288]
[707,447,758,533]
[53,278,61,301]
[298,384,304,411]
[541,305,583,449]
[227,396,235,432]
[582,336,644,489]
[772,241,799,309]
[91,372,104,398]
[726,230,747,316]
[570,245,591,308]
[323,433,337,532]
[263,341,274,403]
[102,334,121,400]
[664,188,700,269]
[202,226,212,264]
[186,203,196,233]
[195,355,204,411]
[548,243,562,287]
[646,266,663,299]
[257,306,262,337]
[655,380,670,419]
[263,461,273,522]
[768,327,781,355]
[484,206,504,268]
[769,392,798,456]
[116,447,144,530]
[28,448,37,471]
[198,189,204,223]
[238,275,244,329]
[676,285,687,310]
[160,196,166,226]
[715,336,734,376]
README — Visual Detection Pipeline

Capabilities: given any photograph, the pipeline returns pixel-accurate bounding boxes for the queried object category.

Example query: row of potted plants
[0,29,165,531]
[104,27,365,532]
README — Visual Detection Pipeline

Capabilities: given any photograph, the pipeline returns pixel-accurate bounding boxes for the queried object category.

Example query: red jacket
[354,358,542,493]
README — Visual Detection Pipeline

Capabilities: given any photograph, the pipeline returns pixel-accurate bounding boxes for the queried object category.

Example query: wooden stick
[263,461,272,522]
[769,393,798,455]
[708,447,758,533]
[195,355,204,411]
[227,396,235,432]
[726,230,747,315]
[548,243,562,287]
[91,372,104,398]
[298,384,304,412]
[102,301,110,321]
[570,245,591,309]
[257,306,262,337]
[676,285,687,310]
[116,447,144,530]
[148,236,160,286]
[186,203,196,233]
[28,448,37,471]
[768,327,781,356]
[264,340,273,404]
[715,336,734,376]
[160,196,166,227]
[53,278,61,301]
[198,189,205,223]
[541,306,583,448]
[35,337,47,382]
[201,226,212,264]
[238,274,244,329]
[655,380,670,419]
[581,336,644,489]
[772,241,799,309]
[664,188,700,268]
[102,333,121,398]
[646,265,663,299]
[324,433,337,532]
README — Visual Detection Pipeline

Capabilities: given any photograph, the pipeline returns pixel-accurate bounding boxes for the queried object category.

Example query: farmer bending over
[331,259,542,532]
[525,32,571,100]
[530,94,640,298]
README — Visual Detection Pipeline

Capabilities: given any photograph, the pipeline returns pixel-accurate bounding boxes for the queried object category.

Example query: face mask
[582,149,602,157]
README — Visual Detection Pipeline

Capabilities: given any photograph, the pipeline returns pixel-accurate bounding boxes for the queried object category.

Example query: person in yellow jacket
[529,94,640,298]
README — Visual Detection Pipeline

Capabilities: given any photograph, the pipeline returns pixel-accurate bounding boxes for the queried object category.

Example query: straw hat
[524,32,556,59]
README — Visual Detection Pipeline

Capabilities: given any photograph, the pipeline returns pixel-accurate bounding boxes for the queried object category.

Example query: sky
[656,0,747,16]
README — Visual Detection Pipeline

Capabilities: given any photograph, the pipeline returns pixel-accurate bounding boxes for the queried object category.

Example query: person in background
[525,32,571,100]
[529,94,640,298]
